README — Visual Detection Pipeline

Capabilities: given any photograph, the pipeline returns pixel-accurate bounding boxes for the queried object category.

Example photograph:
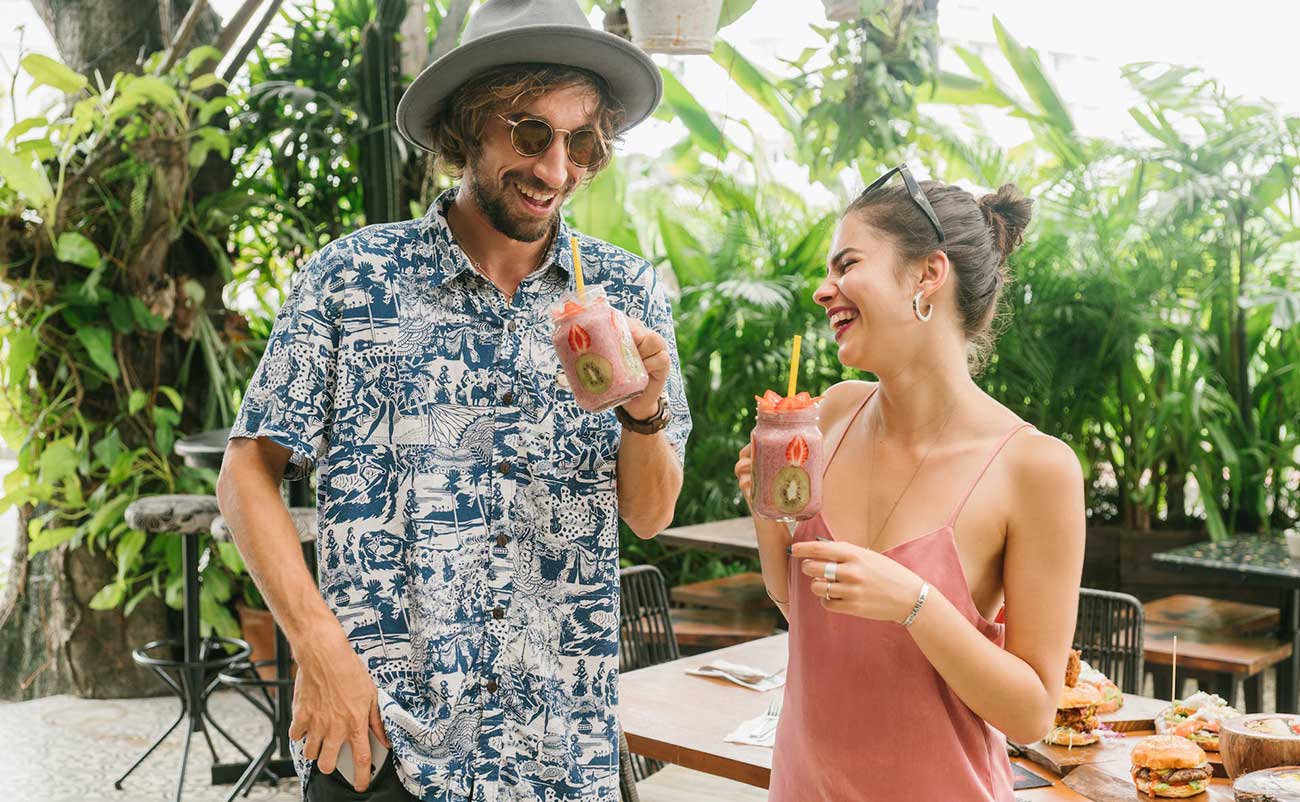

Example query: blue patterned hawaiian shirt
[230,188,691,802]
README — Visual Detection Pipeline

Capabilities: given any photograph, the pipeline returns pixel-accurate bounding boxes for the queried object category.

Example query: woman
[734,165,1085,801]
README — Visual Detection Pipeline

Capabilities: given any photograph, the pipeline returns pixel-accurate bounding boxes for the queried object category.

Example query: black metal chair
[618,565,680,781]
[1074,587,1145,694]
[114,495,260,802]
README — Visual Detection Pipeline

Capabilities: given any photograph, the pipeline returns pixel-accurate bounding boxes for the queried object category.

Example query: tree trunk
[29,0,222,81]
[1,508,170,700]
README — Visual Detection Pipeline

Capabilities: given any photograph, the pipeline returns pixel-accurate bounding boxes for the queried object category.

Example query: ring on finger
[823,561,838,583]
[824,581,835,601]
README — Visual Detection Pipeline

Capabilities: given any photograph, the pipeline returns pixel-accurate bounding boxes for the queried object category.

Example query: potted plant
[624,0,725,55]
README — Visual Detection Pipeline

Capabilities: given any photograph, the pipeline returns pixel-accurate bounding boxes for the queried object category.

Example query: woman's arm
[904,434,1085,743]
[791,431,1084,744]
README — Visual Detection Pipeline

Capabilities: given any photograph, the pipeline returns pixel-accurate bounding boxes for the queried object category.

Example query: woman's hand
[733,439,755,510]
[791,539,927,623]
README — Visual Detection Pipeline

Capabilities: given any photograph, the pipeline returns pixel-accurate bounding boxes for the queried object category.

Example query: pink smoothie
[551,287,648,413]
[752,404,824,522]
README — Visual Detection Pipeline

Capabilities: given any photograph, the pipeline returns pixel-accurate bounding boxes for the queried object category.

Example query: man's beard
[466,164,569,243]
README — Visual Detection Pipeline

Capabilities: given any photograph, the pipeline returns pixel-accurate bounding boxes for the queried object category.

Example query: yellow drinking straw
[787,335,802,398]
[570,236,586,300]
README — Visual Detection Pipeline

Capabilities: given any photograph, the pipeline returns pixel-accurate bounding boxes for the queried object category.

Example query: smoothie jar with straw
[751,336,824,521]
[551,238,648,413]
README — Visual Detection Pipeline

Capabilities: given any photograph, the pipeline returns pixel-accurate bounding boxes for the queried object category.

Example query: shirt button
[492,608,505,620]
[501,391,514,405]
[496,534,509,547]
[485,680,498,693]
[506,319,517,333]
[498,461,512,476]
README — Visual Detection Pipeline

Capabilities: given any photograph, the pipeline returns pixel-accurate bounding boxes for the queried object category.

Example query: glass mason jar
[550,286,649,413]
[751,404,824,522]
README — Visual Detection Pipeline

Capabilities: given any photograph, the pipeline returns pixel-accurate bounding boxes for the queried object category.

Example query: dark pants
[305,754,419,802]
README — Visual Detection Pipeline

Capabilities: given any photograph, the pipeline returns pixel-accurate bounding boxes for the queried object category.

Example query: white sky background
[3,0,1300,180]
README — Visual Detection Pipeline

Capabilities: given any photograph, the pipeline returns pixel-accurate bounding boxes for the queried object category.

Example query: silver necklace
[864,396,959,551]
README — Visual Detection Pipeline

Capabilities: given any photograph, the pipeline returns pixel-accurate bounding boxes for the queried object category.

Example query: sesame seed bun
[1130,735,1208,770]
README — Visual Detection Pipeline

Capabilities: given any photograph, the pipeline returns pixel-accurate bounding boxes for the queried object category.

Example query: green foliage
[0,49,263,637]
[943,29,1300,536]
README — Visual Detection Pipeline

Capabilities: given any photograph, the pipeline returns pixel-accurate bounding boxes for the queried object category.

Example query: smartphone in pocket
[335,729,389,791]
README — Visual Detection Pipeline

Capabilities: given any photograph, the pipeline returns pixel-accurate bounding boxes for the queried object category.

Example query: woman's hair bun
[978,184,1033,263]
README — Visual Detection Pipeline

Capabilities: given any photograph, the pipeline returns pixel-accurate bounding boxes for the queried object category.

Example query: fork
[751,696,783,740]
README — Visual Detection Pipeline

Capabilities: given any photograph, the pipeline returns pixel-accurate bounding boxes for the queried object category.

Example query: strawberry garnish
[567,323,591,353]
[785,436,810,466]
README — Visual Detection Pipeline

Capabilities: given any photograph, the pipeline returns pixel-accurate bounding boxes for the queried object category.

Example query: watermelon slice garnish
[567,323,591,353]
[757,390,820,413]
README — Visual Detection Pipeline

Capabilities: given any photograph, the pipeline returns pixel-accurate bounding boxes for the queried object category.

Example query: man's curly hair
[427,64,626,178]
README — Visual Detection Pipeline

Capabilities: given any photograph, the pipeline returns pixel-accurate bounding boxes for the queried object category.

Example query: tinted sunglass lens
[511,119,552,156]
[567,130,601,167]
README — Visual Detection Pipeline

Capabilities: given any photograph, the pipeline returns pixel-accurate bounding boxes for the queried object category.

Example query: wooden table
[656,517,760,559]
[1154,537,1300,712]
[617,634,1194,799]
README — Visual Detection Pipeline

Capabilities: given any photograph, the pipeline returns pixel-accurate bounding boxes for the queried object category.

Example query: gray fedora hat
[396,0,663,153]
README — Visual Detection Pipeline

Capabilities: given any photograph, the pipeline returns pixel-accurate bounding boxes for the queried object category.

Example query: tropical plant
[932,20,1300,536]
[0,46,268,699]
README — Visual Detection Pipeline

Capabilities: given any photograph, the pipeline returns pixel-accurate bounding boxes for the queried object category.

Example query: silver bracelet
[900,582,930,628]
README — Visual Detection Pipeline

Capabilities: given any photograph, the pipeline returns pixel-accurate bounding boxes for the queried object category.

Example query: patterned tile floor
[0,690,302,802]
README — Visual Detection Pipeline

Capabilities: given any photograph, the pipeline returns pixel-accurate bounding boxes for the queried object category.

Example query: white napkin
[724,709,781,747]
[686,660,787,692]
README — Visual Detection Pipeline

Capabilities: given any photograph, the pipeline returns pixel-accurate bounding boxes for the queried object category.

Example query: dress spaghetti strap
[943,422,1035,529]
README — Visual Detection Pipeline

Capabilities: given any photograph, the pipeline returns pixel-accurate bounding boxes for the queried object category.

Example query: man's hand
[620,317,670,420]
[290,631,391,792]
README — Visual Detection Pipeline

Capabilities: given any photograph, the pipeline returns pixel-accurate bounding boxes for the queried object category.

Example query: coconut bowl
[1221,714,1300,780]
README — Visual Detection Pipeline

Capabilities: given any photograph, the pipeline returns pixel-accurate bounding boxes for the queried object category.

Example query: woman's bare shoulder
[1007,428,1083,487]
[819,380,878,430]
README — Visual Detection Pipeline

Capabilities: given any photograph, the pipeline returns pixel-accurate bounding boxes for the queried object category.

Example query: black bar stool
[209,508,319,799]
[114,494,262,802]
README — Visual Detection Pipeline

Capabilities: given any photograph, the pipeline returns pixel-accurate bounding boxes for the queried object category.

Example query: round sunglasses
[497,115,605,168]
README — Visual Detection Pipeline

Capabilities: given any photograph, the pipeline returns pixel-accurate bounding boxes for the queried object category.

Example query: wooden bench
[670,572,773,612]
[1144,623,1292,712]
[1144,594,1280,636]
[669,608,780,653]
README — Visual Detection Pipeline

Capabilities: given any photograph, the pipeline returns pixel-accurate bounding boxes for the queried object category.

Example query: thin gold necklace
[865,397,959,552]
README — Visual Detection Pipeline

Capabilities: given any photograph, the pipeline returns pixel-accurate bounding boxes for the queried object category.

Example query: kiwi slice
[772,465,812,514]
[575,353,614,394]
[620,338,644,376]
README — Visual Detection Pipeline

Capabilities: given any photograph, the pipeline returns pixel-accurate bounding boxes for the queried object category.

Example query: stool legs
[113,532,258,802]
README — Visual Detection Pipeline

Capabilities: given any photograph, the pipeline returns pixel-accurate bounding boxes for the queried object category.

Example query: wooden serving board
[1099,695,1171,733]
[1062,760,1234,802]
[1015,732,1227,778]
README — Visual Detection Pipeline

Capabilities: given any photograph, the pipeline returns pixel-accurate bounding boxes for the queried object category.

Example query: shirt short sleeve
[229,243,343,479]
[626,258,692,465]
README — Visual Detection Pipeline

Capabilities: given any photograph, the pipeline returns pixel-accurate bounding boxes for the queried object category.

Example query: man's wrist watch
[615,395,671,435]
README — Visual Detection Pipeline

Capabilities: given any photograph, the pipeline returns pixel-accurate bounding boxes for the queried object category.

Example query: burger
[1130,734,1212,797]
[1077,659,1124,714]
[1044,683,1102,747]
[1154,691,1239,751]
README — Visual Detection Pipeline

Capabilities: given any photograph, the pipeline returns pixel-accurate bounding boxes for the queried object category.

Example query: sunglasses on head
[498,114,605,168]
[862,163,946,243]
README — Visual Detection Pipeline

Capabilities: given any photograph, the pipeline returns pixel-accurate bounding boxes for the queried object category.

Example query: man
[216,1,690,800]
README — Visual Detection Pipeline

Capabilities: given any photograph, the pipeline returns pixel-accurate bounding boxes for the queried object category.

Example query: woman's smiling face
[814,212,918,372]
